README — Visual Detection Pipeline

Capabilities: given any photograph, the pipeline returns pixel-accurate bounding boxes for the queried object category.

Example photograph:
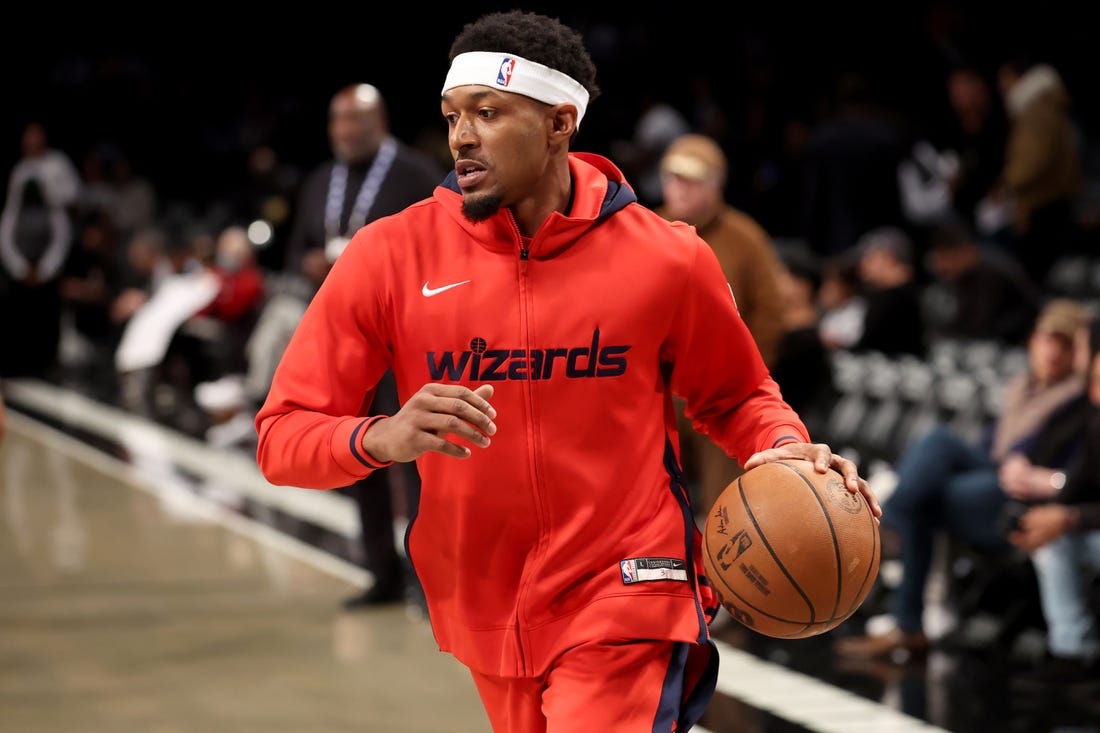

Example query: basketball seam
[738,473,815,633]
[840,503,880,621]
[776,461,844,623]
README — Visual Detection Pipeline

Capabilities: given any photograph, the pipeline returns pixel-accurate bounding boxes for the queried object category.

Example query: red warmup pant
[469,639,717,733]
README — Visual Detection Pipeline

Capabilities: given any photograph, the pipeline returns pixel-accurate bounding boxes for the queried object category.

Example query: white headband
[442,51,590,127]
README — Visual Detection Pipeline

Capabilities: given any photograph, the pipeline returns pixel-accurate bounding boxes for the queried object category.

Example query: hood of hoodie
[433,152,637,258]
[1006,64,1071,118]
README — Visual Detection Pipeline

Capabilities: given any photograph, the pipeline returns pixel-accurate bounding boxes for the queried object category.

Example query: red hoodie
[256,153,809,677]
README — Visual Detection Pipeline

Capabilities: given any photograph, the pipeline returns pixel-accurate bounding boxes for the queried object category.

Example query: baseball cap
[1034,298,1091,339]
[660,134,727,185]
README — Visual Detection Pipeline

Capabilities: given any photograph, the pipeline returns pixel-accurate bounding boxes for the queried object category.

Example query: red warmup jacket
[256,153,810,678]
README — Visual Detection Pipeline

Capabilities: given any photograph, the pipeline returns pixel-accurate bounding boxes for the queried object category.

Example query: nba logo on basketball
[497,58,515,87]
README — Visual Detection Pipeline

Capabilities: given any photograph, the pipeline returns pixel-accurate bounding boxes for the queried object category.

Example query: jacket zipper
[510,213,539,675]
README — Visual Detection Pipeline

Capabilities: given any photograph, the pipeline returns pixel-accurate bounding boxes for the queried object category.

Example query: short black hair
[448,10,601,106]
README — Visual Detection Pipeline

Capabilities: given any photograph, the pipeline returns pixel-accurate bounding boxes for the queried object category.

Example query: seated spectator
[188,226,267,449]
[923,215,1041,347]
[833,298,1091,660]
[1009,321,1100,690]
[818,253,866,351]
[851,227,927,358]
[195,225,266,373]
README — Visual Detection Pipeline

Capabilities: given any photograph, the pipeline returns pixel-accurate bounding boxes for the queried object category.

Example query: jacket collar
[434,153,637,257]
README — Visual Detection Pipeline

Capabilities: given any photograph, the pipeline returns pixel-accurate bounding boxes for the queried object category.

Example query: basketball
[702,459,880,639]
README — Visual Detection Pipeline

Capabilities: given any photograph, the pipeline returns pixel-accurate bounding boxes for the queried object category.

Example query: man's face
[1028,330,1077,384]
[442,86,553,222]
[659,171,721,226]
[329,91,384,164]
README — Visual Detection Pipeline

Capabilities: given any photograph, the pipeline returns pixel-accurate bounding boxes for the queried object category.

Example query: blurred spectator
[0,384,5,445]
[109,225,167,329]
[992,59,1083,283]
[283,83,445,613]
[284,83,444,284]
[657,133,785,366]
[771,245,835,433]
[834,298,1091,660]
[609,93,691,208]
[199,226,264,324]
[898,66,1008,239]
[186,225,267,449]
[801,72,906,258]
[107,153,158,244]
[59,211,123,391]
[195,225,265,374]
[1008,334,1100,690]
[655,132,786,516]
[923,215,1041,346]
[852,227,927,358]
[817,253,866,351]
[113,227,217,420]
[942,66,1008,232]
[0,122,82,377]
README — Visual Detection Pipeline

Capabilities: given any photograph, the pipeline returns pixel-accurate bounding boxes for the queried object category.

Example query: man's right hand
[361,383,497,463]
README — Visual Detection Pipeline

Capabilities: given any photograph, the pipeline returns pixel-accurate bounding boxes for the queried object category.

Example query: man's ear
[549,104,579,143]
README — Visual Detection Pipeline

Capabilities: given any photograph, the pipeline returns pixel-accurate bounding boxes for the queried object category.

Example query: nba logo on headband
[496,58,515,87]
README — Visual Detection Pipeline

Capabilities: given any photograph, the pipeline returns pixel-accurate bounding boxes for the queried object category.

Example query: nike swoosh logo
[422,279,471,297]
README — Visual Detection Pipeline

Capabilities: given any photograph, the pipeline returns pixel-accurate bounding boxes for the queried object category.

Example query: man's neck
[510,164,574,238]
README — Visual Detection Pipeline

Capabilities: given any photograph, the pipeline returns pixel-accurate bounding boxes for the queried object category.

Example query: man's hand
[743,442,882,518]
[1010,504,1070,551]
[362,383,497,463]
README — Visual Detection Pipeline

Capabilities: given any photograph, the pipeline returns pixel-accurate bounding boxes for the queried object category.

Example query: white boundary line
[2,378,359,537]
[2,379,953,733]
[5,409,370,588]
[711,641,951,733]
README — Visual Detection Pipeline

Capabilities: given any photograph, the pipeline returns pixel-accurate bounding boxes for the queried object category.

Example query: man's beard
[462,192,505,222]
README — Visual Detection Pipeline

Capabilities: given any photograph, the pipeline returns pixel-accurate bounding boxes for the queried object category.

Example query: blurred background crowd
[3,2,1096,433]
[2,0,1099,701]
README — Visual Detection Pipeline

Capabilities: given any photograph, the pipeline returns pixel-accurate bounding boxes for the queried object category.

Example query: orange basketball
[702,459,880,639]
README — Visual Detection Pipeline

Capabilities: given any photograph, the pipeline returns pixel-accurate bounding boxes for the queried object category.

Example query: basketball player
[256,11,880,731]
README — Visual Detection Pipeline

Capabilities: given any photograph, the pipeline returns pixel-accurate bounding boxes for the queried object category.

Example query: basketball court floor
[2,377,1097,732]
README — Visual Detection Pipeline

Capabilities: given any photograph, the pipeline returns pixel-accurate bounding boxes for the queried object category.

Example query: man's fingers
[423,411,492,447]
[422,384,496,423]
[399,384,500,458]
[420,431,474,459]
[472,384,496,417]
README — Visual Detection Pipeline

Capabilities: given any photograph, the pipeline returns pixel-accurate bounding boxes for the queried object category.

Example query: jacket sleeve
[664,237,809,462]
[254,229,395,489]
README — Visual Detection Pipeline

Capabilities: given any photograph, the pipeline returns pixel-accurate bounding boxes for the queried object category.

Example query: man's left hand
[744,442,882,519]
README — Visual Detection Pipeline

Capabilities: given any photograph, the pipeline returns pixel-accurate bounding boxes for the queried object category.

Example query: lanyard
[324,135,398,240]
